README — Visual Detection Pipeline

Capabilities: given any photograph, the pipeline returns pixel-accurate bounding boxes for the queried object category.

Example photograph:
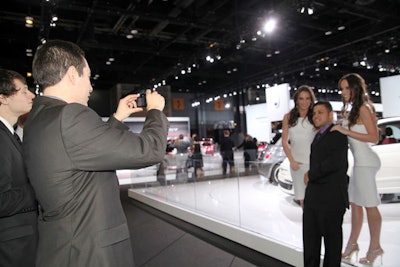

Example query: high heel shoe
[342,243,360,262]
[359,248,384,266]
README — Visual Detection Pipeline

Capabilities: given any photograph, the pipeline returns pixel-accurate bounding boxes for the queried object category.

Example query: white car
[277,117,400,196]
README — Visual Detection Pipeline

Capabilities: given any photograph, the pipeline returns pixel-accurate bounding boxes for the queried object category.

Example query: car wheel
[269,163,281,185]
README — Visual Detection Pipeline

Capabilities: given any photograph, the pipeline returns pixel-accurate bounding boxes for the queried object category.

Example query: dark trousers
[303,207,345,267]
[221,151,234,174]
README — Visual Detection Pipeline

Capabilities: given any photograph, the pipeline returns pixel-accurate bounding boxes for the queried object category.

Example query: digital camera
[136,93,147,107]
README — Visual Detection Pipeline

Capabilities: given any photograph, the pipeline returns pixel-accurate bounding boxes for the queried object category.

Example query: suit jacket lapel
[312,124,334,146]
[0,121,22,152]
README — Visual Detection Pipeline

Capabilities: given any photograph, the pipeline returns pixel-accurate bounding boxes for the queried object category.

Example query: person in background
[282,85,316,208]
[172,134,191,175]
[332,73,383,265]
[191,135,204,178]
[0,68,37,267]
[303,101,349,267]
[381,127,397,144]
[238,134,258,173]
[219,129,236,176]
[23,40,168,267]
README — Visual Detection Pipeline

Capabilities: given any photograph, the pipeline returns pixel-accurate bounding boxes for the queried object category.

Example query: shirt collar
[0,116,15,134]
[318,123,333,134]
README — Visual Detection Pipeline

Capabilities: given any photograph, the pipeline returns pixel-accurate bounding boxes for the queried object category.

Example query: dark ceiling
[1,0,400,101]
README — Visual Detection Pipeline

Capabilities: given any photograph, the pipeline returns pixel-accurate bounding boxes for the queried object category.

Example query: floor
[125,176,400,267]
[121,186,264,267]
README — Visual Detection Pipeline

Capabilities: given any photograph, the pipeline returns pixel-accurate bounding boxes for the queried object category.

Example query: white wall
[245,83,290,141]
[380,75,400,117]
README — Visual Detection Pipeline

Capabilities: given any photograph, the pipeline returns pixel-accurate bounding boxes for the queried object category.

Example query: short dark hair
[313,101,333,112]
[0,68,27,98]
[32,40,86,89]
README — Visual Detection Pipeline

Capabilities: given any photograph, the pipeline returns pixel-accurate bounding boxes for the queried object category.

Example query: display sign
[214,99,224,110]
[173,98,185,110]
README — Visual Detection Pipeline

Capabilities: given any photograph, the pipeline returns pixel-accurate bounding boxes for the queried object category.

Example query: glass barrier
[124,145,400,266]
[126,150,305,255]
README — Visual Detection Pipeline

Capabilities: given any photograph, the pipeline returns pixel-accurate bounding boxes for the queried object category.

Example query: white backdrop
[380,75,400,118]
[245,83,290,142]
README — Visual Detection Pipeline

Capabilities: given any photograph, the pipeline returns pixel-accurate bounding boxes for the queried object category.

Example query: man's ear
[329,111,334,122]
[0,94,9,105]
[65,66,78,84]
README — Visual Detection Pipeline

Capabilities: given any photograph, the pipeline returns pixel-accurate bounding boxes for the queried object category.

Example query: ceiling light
[25,16,34,28]
[51,14,58,22]
[263,18,277,34]
[325,31,332,35]
[130,29,138,34]
[307,7,314,15]
[338,25,346,31]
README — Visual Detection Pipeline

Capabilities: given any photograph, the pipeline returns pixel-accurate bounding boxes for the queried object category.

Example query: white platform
[128,175,400,266]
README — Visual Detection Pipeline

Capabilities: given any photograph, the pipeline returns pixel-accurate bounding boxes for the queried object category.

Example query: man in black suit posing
[303,101,349,267]
[0,69,37,266]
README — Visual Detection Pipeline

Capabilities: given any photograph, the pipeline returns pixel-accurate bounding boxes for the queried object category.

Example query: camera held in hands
[136,92,147,107]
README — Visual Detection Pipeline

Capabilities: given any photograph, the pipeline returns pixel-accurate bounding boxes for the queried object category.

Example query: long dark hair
[288,85,316,127]
[338,73,375,128]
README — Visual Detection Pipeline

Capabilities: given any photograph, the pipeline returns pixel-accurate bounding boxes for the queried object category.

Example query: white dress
[345,122,381,207]
[288,117,315,200]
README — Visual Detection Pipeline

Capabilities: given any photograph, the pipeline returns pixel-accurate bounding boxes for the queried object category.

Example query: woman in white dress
[332,73,383,265]
[282,85,316,208]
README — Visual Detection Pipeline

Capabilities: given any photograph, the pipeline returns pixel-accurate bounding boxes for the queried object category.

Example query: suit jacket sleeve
[61,104,169,171]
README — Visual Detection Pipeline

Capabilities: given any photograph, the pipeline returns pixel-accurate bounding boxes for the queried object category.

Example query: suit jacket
[0,121,38,267]
[305,124,349,211]
[23,96,169,267]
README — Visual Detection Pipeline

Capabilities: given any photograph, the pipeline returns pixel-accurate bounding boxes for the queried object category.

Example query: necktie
[14,133,22,144]
[314,132,322,142]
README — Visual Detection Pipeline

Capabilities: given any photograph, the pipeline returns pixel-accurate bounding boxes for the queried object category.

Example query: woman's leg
[344,203,363,250]
[365,206,382,251]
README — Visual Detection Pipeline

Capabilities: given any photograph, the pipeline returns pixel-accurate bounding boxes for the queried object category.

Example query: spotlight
[25,16,34,28]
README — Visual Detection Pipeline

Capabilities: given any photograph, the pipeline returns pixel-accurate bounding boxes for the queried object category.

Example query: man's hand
[113,94,143,121]
[145,89,165,111]
[304,171,309,185]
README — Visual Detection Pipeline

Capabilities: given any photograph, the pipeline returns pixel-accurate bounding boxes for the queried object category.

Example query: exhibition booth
[125,155,400,266]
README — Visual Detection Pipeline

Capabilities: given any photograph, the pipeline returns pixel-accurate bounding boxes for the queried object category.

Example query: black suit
[23,96,168,267]
[0,121,38,267]
[303,124,349,267]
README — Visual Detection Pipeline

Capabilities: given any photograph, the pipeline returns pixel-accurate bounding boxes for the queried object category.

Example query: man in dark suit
[0,69,37,266]
[220,130,235,175]
[23,40,169,267]
[303,101,349,267]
